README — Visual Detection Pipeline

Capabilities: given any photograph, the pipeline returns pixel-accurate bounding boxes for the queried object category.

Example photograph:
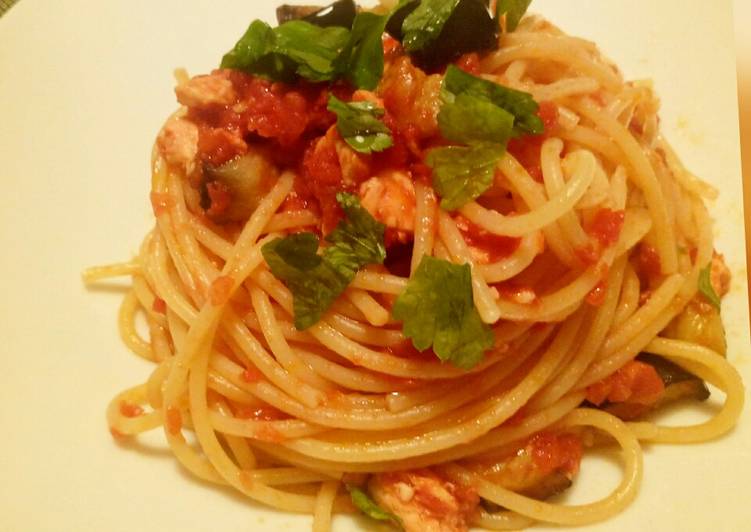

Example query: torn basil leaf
[441,64,543,137]
[328,94,394,154]
[220,19,349,83]
[427,144,504,210]
[262,194,385,330]
[393,256,494,369]
[496,0,532,32]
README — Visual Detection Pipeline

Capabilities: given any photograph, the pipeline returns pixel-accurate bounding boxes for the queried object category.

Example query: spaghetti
[85,2,744,531]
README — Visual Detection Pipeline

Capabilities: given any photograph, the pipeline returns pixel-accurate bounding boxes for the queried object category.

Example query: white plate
[0,1,748,531]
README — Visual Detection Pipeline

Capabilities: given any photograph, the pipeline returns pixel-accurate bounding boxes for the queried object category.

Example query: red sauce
[152,297,167,315]
[209,275,234,306]
[196,125,246,167]
[455,52,482,75]
[301,132,347,232]
[205,181,233,219]
[537,101,559,131]
[638,244,662,280]
[109,427,126,440]
[119,401,144,418]
[454,215,521,263]
[586,278,609,306]
[186,71,336,167]
[586,360,665,406]
[255,425,285,443]
[241,367,263,383]
[506,102,559,182]
[165,406,183,435]
[149,192,175,216]
[528,432,583,476]
[586,208,625,247]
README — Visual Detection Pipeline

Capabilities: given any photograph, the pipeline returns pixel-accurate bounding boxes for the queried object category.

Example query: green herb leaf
[402,0,461,52]
[326,192,387,271]
[327,94,394,154]
[438,91,515,146]
[698,264,722,310]
[348,486,403,529]
[441,64,543,137]
[393,256,494,369]
[334,12,389,90]
[220,19,350,83]
[261,194,385,330]
[427,144,504,210]
[496,0,532,32]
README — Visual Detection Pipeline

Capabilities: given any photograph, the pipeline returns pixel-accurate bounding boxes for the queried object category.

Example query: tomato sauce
[586,360,665,407]
[454,215,521,263]
[528,432,583,476]
[586,208,625,248]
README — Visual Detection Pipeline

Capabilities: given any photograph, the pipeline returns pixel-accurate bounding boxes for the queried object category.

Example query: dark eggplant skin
[388,0,499,71]
[276,0,357,28]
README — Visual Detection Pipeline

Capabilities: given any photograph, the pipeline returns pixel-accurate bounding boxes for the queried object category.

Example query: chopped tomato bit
[586,208,625,248]
[586,360,665,407]
[637,244,662,281]
[586,279,608,306]
[507,135,546,183]
[454,215,521,263]
[209,275,234,306]
[196,125,247,166]
[537,101,559,131]
[152,297,167,314]
[149,192,175,216]
[241,367,263,383]
[109,427,126,440]
[495,282,538,305]
[383,35,402,57]
[455,52,481,75]
[205,181,233,219]
[119,401,144,418]
[506,408,528,427]
[574,243,600,265]
[254,424,285,443]
[528,432,583,476]
[165,406,183,435]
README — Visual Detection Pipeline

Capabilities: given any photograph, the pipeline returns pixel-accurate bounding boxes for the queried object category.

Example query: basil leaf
[327,94,394,154]
[221,19,350,83]
[325,192,387,272]
[439,91,515,145]
[401,0,460,52]
[442,64,543,137]
[393,256,494,369]
[262,194,385,330]
[348,486,403,529]
[334,12,390,90]
[496,0,532,32]
[427,144,504,210]
[698,264,722,310]
[262,233,345,330]
[220,20,278,72]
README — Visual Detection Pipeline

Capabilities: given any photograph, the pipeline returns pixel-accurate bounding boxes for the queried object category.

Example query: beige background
[736,0,751,313]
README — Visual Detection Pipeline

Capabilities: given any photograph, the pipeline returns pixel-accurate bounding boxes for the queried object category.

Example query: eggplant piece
[663,299,727,356]
[202,151,279,223]
[637,353,710,405]
[385,0,419,40]
[276,0,357,28]
[591,353,709,421]
[392,0,499,70]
